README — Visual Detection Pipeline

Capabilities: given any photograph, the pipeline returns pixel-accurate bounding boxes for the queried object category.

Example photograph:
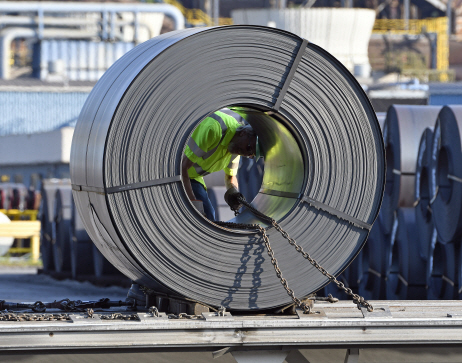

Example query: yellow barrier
[373,17,449,82]
[0,209,38,221]
[161,0,233,26]
[0,220,41,262]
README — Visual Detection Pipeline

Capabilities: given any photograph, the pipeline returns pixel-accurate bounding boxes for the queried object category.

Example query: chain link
[218,197,374,313]
[100,313,140,321]
[167,313,203,320]
[0,310,70,321]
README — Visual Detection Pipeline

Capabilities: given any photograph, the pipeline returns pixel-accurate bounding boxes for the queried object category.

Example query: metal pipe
[0,2,184,30]
[0,27,97,79]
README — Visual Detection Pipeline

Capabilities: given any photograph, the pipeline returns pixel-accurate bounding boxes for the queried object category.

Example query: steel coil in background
[52,185,72,273]
[414,128,434,261]
[381,105,441,235]
[358,221,384,300]
[427,229,458,300]
[70,197,94,279]
[431,105,462,244]
[70,26,385,310]
[0,183,28,210]
[39,179,70,272]
[385,210,408,300]
[385,208,427,300]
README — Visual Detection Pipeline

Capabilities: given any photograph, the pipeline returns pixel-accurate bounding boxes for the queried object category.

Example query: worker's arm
[224,174,238,191]
[182,154,196,201]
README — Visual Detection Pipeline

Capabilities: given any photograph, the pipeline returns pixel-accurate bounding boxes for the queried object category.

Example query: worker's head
[228,124,257,158]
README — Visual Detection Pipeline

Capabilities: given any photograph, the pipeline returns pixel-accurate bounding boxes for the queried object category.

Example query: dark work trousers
[191,179,216,221]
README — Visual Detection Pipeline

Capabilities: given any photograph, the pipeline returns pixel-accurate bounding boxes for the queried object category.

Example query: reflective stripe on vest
[227,154,239,170]
[190,113,229,176]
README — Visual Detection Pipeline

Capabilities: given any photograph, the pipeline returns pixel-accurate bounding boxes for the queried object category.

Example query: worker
[181,109,260,221]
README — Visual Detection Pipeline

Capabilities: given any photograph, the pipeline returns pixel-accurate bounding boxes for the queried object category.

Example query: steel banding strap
[72,175,182,195]
[392,169,414,176]
[259,189,371,230]
[448,174,462,183]
[272,38,308,112]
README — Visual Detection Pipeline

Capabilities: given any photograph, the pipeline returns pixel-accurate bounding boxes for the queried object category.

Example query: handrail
[373,17,449,82]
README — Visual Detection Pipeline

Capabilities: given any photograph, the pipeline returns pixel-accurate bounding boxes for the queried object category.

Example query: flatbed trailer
[2,300,462,363]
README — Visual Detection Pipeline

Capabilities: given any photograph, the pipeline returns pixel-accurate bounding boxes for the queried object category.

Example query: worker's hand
[224,187,245,211]
[191,200,206,217]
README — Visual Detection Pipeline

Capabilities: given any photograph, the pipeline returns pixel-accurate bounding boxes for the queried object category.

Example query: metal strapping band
[72,184,105,194]
[272,38,308,112]
[259,189,301,199]
[430,186,439,205]
[392,169,414,176]
[442,275,455,287]
[72,175,182,195]
[397,273,409,287]
[302,196,372,230]
[448,174,462,183]
[368,268,381,278]
[259,189,371,230]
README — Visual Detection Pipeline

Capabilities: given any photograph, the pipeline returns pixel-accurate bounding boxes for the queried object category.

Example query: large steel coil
[52,184,72,273]
[431,105,462,244]
[70,26,385,310]
[415,128,434,261]
[381,105,441,234]
[39,179,71,272]
[427,229,457,300]
[386,208,427,300]
[70,197,94,279]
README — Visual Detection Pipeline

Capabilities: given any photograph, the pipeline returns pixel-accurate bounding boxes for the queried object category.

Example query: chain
[167,313,203,320]
[217,197,374,313]
[100,313,140,321]
[0,310,70,321]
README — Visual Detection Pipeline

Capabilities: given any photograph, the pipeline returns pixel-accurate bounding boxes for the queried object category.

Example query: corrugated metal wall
[0,91,89,136]
[231,8,376,73]
[32,41,135,81]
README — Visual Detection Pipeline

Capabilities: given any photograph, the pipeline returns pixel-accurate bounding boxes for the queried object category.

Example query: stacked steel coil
[381,106,441,234]
[431,106,462,244]
[415,128,434,261]
[39,179,68,272]
[52,184,72,273]
[70,25,384,310]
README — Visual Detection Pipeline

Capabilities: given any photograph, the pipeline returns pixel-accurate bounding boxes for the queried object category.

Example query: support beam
[286,350,311,363]
[231,350,289,363]
[344,348,359,363]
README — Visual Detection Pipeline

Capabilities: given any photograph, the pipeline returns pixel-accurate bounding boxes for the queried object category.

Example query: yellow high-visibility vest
[184,110,241,189]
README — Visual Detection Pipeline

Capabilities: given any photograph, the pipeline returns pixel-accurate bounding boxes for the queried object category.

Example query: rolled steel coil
[51,184,72,273]
[414,128,434,261]
[39,179,70,272]
[70,196,94,279]
[70,26,385,310]
[427,228,457,300]
[386,208,427,299]
[431,105,462,244]
[358,221,384,300]
[381,105,441,235]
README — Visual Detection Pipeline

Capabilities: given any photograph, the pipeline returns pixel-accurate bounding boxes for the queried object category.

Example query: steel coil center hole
[181,106,305,231]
